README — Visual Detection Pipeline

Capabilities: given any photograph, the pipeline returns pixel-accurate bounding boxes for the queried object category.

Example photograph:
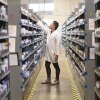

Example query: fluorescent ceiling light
[29,3,54,12]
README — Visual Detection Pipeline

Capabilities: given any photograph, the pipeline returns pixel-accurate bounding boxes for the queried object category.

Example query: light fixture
[29,3,54,12]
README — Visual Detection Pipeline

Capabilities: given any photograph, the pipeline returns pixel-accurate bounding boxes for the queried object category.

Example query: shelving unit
[8,0,46,100]
[0,0,10,100]
[20,8,45,92]
[62,4,86,90]
[62,1,95,100]
[94,0,100,99]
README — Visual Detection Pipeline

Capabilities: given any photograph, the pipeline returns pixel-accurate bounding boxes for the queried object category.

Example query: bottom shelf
[67,55,85,100]
[68,54,86,88]
[23,57,44,100]
[22,52,44,91]
[22,69,35,90]
[94,87,100,99]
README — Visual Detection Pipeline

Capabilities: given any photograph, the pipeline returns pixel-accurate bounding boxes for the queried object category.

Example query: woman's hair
[53,21,59,30]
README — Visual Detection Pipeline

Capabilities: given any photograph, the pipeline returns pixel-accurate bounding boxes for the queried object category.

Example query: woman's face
[49,22,55,30]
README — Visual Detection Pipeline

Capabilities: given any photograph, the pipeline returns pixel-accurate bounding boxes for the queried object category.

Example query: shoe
[51,80,60,85]
[41,79,51,84]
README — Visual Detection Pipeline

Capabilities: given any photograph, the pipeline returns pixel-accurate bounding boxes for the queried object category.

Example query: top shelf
[0,0,8,5]
[21,11,37,23]
[67,11,84,26]
[21,11,33,20]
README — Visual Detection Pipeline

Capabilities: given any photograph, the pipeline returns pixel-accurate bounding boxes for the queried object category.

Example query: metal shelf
[0,0,8,5]
[34,34,42,36]
[33,26,41,30]
[75,40,85,47]
[62,40,67,43]
[67,11,85,25]
[95,17,100,21]
[0,36,9,39]
[66,47,86,88]
[66,47,85,73]
[0,51,9,58]
[21,12,40,27]
[67,22,85,30]
[21,33,42,37]
[21,23,40,30]
[67,43,85,60]
[22,51,35,61]
[73,56,85,73]
[0,13,8,22]
[22,45,43,61]
[69,32,86,36]
[21,42,34,48]
[80,77,86,88]
[0,88,10,100]
[24,59,35,72]
[0,71,10,81]
[0,18,8,22]
[95,69,100,77]
[21,11,31,19]
[21,38,43,49]
[21,34,34,37]
[75,62,82,76]
[67,38,85,47]
[22,69,35,89]
[21,23,29,27]
[94,87,100,99]
[0,0,9,99]
[95,0,100,4]
[95,51,100,56]
[95,31,100,38]
[22,52,44,89]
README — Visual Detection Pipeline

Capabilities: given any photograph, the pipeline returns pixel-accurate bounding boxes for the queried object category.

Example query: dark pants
[45,60,60,81]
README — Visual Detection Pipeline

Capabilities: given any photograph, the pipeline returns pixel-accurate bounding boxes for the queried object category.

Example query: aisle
[28,53,80,100]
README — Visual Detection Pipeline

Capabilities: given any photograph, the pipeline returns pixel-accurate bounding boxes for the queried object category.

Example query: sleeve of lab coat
[37,20,50,35]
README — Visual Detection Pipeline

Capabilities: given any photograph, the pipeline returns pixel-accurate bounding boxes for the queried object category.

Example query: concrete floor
[31,52,75,100]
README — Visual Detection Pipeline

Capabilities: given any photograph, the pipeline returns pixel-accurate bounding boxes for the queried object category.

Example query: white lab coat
[37,21,60,63]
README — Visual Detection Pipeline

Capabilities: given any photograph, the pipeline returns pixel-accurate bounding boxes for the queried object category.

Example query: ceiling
[29,0,54,15]
[29,0,54,4]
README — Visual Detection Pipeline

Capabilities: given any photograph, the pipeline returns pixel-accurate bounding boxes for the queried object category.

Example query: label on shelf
[9,53,19,66]
[92,32,95,46]
[89,47,95,59]
[8,25,17,37]
[9,38,16,52]
[89,19,95,30]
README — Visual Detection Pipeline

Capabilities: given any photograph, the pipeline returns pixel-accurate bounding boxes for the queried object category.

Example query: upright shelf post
[8,0,46,100]
[84,0,95,100]
[8,0,22,100]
